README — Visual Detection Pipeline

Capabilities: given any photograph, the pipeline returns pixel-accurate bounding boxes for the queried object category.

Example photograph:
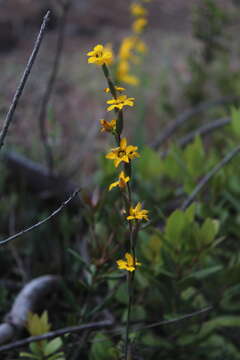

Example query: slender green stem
[102,64,117,99]
[125,272,133,360]
[101,62,135,360]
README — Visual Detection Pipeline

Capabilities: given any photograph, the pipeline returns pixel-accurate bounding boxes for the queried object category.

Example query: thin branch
[0,307,212,353]
[0,188,81,246]
[0,11,50,151]
[0,320,113,353]
[181,145,240,210]
[160,117,230,159]
[38,0,71,173]
[177,117,230,148]
[151,96,239,150]
[133,306,212,332]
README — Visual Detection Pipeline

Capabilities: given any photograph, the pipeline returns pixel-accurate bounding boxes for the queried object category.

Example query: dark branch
[160,117,230,159]
[0,188,81,246]
[181,145,240,210]
[0,11,50,151]
[177,117,230,148]
[0,320,113,353]
[0,307,212,353]
[133,306,212,332]
[151,96,239,150]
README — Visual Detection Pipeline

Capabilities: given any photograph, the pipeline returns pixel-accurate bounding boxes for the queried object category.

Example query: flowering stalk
[87,43,149,360]
[116,0,151,86]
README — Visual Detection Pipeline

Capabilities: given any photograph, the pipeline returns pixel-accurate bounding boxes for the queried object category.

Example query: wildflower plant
[20,311,65,360]
[87,40,149,359]
[116,0,151,86]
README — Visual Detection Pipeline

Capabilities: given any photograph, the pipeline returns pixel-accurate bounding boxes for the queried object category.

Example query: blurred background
[2,1,240,359]
[0,0,227,177]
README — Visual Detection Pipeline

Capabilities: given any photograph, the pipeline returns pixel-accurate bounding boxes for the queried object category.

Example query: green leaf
[200,218,219,245]
[185,265,222,280]
[163,145,186,180]
[230,106,240,136]
[185,203,196,222]
[20,352,40,359]
[48,353,65,360]
[29,342,43,355]
[198,316,240,340]
[44,337,63,356]
[183,135,205,178]
[165,209,185,244]
[115,282,128,305]
[137,146,164,179]
[90,332,118,360]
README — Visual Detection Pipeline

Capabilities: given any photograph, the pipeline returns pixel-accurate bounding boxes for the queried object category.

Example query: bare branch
[0,320,113,353]
[133,306,212,332]
[0,11,50,151]
[0,306,211,353]
[181,145,240,210]
[159,117,230,159]
[151,96,239,150]
[0,188,81,246]
[177,117,230,148]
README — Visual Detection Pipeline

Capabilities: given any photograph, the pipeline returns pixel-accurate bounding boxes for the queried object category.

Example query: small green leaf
[165,209,185,244]
[183,135,205,178]
[200,218,219,245]
[230,106,240,136]
[198,316,240,339]
[90,332,117,360]
[137,146,164,179]
[44,338,63,356]
[20,352,40,359]
[186,265,222,280]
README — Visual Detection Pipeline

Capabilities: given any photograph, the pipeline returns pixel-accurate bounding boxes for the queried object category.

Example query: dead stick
[0,11,50,151]
[0,188,81,246]
[0,320,113,353]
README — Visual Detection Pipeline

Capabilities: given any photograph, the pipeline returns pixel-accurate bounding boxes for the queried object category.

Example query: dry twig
[151,96,239,150]
[0,320,113,353]
[0,11,50,151]
[0,188,81,246]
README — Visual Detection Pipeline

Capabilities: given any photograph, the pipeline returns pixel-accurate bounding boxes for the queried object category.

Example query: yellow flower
[130,3,147,17]
[135,39,147,53]
[106,95,135,111]
[119,37,135,60]
[106,137,139,167]
[117,252,141,272]
[127,202,149,221]
[104,86,126,93]
[132,17,148,33]
[117,61,140,86]
[100,119,116,133]
[109,171,130,191]
[87,44,113,66]
[26,311,51,337]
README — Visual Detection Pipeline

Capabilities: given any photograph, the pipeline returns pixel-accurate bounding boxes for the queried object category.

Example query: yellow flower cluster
[86,43,149,273]
[116,0,151,86]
